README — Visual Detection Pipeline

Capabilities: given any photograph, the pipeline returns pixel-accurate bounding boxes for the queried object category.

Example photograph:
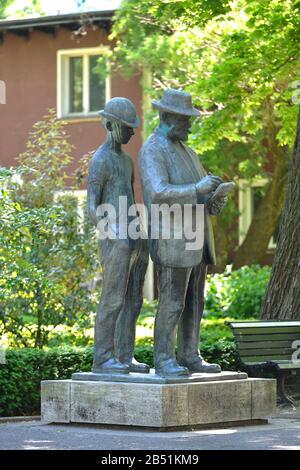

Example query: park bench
[225,320,300,405]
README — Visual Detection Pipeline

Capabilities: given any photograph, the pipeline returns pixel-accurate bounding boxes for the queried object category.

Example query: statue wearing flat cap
[139,89,230,377]
[88,97,149,374]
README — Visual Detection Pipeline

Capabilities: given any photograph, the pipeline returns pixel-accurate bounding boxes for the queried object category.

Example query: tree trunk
[233,98,290,269]
[232,153,288,269]
[211,212,236,272]
[35,288,44,349]
[261,110,300,320]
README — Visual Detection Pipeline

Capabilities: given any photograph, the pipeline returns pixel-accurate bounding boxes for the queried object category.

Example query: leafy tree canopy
[0,0,43,19]
[0,0,14,18]
[112,0,300,176]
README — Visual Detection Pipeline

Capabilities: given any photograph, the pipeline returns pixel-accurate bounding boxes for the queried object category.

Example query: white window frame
[57,46,111,119]
[238,179,276,249]
[0,80,6,105]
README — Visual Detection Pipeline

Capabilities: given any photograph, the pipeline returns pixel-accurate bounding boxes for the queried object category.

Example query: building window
[238,179,278,249]
[57,47,110,119]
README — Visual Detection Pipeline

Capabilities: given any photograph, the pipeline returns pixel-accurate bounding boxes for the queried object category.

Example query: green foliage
[113,0,300,153]
[112,0,300,264]
[1,0,44,19]
[0,0,14,18]
[115,0,299,142]
[0,347,94,416]
[136,298,157,322]
[205,265,271,319]
[201,339,237,371]
[0,0,41,19]
[16,109,74,207]
[0,172,98,348]
[0,111,99,349]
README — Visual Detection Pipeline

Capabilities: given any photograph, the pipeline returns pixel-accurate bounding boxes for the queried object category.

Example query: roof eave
[0,10,114,32]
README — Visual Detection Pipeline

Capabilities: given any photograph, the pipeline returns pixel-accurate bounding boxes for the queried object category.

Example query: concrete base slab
[71,369,248,384]
[41,374,276,429]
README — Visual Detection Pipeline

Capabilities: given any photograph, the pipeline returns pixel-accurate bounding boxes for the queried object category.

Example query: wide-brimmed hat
[152,88,201,117]
[99,97,140,128]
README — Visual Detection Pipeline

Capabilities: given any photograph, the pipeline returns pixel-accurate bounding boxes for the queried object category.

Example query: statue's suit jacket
[139,128,216,268]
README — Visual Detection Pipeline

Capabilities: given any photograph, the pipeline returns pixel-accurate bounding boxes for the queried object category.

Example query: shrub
[0,174,98,349]
[0,347,93,417]
[0,111,100,349]
[205,265,271,319]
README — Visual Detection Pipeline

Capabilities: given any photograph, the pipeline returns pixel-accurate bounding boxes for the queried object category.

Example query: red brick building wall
[0,25,144,201]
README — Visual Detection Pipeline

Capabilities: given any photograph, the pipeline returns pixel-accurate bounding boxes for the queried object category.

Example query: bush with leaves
[0,111,99,348]
[205,265,271,319]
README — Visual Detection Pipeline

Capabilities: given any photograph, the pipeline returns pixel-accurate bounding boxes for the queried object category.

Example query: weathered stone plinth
[41,371,276,429]
[71,369,248,384]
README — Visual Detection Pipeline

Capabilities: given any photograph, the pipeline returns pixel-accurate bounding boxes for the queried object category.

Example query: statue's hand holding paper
[207,181,236,215]
[196,174,223,195]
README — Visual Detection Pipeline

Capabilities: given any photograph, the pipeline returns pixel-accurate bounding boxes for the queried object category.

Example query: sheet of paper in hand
[208,181,236,204]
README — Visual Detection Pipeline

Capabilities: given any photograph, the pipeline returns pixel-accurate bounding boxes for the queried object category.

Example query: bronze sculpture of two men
[88,89,229,378]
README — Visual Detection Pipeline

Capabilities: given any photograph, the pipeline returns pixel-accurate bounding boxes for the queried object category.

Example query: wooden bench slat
[243,361,300,370]
[233,326,300,334]
[228,321,300,328]
[242,354,294,362]
[238,340,294,350]
[239,348,294,358]
[235,333,300,342]
[277,362,300,370]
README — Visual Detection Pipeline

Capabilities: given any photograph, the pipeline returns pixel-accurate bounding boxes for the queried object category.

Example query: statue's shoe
[93,358,130,374]
[155,358,189,378]
[128,358,150,374]
[178,356,221,373]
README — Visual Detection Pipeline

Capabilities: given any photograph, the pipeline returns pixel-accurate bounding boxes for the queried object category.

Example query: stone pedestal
[41,371,276,429]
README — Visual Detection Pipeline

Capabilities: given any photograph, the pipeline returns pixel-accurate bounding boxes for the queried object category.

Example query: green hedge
[0,347,93,417]
[0,339,238,417]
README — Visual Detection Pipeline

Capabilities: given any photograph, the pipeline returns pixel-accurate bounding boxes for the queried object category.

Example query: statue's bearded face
[162,113,192,142]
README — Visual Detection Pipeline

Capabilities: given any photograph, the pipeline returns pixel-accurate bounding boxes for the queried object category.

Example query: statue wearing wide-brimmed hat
[139,88,229,377]
[152,88,201,116]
